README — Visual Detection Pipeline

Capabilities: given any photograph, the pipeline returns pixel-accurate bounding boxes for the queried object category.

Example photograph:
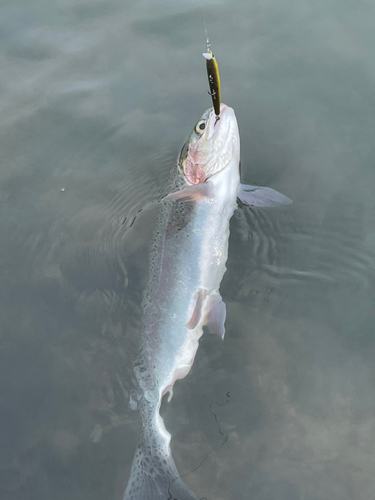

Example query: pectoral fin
[204,292,226,340]
[238,184,292,207]
[164,182,213,202]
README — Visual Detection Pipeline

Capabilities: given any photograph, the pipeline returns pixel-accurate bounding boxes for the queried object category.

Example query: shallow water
[1,1,375,499]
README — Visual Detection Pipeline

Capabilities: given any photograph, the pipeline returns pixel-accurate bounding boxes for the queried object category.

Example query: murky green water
[1,1,375,499]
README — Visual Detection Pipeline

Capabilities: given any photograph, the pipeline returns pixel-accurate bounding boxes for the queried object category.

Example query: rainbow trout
[124,104,291,500]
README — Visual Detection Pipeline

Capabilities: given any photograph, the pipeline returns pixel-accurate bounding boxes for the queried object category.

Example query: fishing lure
[203,37,221,118]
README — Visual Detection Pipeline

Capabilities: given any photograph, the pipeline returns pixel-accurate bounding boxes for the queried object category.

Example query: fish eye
[195,120,206,134]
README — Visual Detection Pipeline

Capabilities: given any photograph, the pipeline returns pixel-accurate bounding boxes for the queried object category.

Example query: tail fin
[123,399,198,500]
[123,440,198,500]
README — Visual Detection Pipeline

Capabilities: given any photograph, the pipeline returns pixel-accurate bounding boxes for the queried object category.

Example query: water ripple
[231,198,375,306]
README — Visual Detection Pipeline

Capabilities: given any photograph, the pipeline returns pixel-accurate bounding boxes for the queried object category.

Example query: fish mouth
[206,103,229,139]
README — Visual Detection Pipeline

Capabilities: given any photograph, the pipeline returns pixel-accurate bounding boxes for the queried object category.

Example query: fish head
[178,104,240,185]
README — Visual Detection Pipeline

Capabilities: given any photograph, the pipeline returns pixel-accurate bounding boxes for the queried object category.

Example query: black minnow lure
[203,41,221,117]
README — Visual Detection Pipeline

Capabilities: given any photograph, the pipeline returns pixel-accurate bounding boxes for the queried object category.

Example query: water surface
[1,1,375,499]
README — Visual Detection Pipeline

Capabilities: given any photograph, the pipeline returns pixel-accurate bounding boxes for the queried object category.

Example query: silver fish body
[124,105,240,500]
[124,105,291,500]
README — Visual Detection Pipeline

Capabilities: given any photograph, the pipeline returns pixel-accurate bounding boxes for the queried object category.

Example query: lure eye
[195,120,206,134]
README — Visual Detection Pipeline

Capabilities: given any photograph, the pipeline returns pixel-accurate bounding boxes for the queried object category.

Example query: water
[1,1,375,499]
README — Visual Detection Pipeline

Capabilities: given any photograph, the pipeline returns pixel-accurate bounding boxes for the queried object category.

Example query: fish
[123,104,292,500]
